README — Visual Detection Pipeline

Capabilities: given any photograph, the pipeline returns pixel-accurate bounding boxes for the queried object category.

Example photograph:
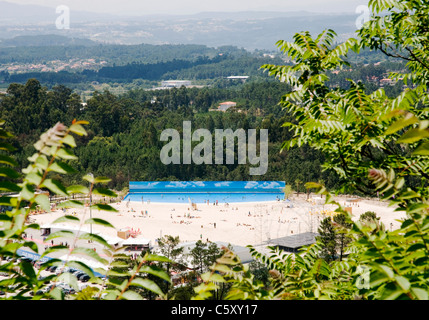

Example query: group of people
[205,200,219,205]
[171,212,199,225]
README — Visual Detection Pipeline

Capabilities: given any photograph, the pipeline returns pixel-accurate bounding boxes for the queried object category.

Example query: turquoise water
[124,181,285,204]
[124,192,284,204]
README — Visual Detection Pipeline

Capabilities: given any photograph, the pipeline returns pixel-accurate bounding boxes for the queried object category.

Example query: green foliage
[192,247,273,300]
[196,0,429,300]
[5,54,277,87]
[0,120,171,300]
[190,240,223,274]
[359,0,429,91]
[2,78,339,191]
[317,218,338,262]
[283,184,293,199]
[2,0,429,302]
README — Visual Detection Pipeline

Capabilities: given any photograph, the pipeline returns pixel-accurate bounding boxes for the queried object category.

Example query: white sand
[31,195,407,247]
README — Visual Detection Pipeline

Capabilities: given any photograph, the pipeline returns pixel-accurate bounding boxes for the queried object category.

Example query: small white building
[122,236,152,252]
[161,80,192,88]
[227,76,249,80]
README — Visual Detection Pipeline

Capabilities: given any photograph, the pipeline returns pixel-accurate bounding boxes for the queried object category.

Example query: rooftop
[267,232,319,251]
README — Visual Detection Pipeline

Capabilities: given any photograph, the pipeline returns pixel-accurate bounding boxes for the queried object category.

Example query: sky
[4,0,368,16]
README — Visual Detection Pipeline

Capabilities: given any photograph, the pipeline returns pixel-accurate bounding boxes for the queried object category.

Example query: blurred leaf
[100,290,120,300]
[84,218,115,229]
[211,264,232,273]
[121,290,144,300]
[45,230,75,241]
[35,194,50,212]
[216,255,240,266]
[406,203,428,215]
[72,120,90,125]
[71,247,108,264]
[385,114,419,135]
[52,215,80,224]
[305,182,323,190]
[0,181,21,192]
[57,272,79,291]
[69,123,87,136]
[0,141,16,152]
[25,172,42,186]
[20,260,36,280]
[39,258,63,268]
[201,272,225,283]
[129,278,164,297]
[193,282,218,294]
[380,283,403,300]
[41,179,68,196]
[78,232,112,248]
[66,185,89,195]
[90,204,118,213]
[61,135,76,148]
[82,174,95,184]
[139,265,171,283]
[398,190,420,200]
[396,128,429,144]
[110,260,130,268]
[377,265,394,279]
[94,177,112,184]
[48,162,77,174]
[412,142,429,156]
[106,269,130,277]
[0,167,20,179]
[0,154,18,167]
[49,286,65,300]
[33,155,49,170]
[411,287,428,300]
[395,275,410,292]
[20,184,34,200]
[394,177,405,189]
[57,200,84,209]
[93,188,117,198]
[56,148,78,160]
[64,260,95,279]
[142,253,172,263]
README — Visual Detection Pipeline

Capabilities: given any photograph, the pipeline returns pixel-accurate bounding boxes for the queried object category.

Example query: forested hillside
[0,44,409,193]
[4,55,281,87]
[0,78,342,192]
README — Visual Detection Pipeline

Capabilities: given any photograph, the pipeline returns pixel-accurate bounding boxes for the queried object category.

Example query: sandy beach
[30,195,407,248]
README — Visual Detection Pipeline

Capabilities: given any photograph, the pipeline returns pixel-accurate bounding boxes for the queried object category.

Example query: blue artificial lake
[124,181,285,204]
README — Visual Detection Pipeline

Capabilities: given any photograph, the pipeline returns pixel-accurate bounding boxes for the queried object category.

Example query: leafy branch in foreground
[195,0,429,301]
[257,0,428,300]
[0,120,171,300]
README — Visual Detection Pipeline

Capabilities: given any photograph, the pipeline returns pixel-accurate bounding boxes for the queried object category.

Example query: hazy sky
[5,0,368,15]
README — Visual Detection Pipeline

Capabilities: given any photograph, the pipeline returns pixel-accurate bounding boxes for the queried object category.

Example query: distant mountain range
[0,1,113,23]
[0,1,360,50]
[0,34,97,47]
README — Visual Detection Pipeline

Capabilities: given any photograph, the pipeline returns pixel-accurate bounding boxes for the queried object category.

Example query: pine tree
[333,213,353,261]
[317,217,337,262]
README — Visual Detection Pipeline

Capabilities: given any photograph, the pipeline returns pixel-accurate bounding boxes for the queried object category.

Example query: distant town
[0,58,107,74]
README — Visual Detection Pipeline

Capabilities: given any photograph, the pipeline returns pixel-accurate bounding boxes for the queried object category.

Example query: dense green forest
[0,43,240,65]
[1,41,405,90]
[0,78,342,192]
[0,44,409,193]
[4,55,282,87]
